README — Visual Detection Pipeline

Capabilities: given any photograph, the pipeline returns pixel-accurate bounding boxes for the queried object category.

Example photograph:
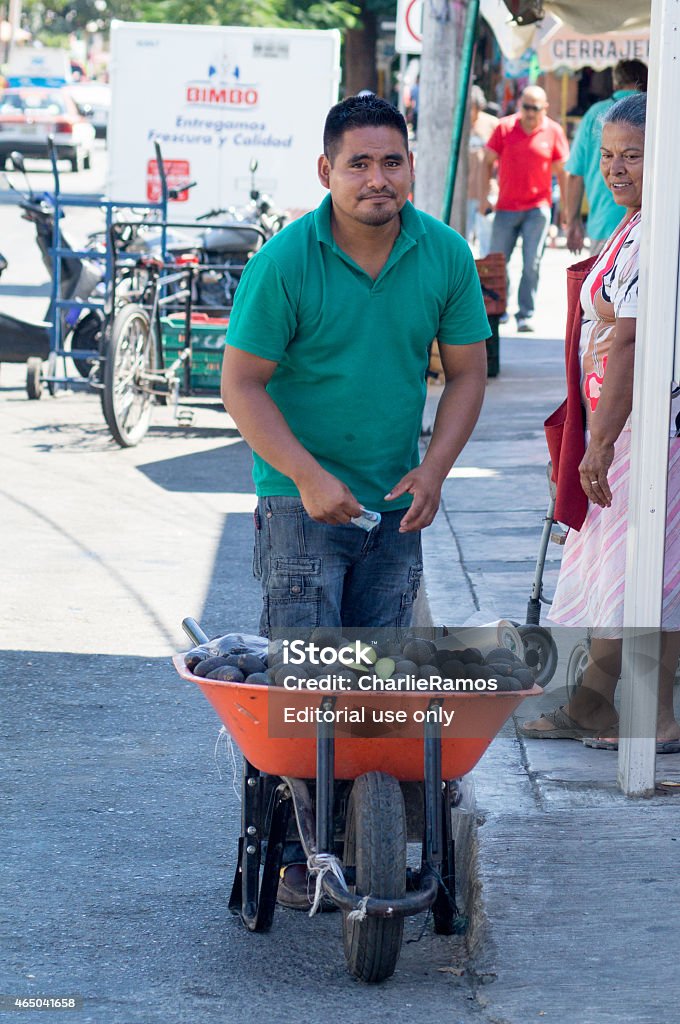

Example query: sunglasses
[522,103,543,112]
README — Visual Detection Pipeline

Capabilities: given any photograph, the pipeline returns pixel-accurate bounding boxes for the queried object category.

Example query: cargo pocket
[397,562,423,628]
[265,555,323,631]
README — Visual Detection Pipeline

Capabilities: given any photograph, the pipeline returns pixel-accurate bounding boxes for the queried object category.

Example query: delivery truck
[107,21,341,219]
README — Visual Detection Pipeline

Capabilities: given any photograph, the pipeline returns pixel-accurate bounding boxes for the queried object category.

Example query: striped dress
[548,213,680,634]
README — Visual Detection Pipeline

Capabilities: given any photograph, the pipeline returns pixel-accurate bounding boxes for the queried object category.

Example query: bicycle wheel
[342,772,406,984]
[102,304,155,447]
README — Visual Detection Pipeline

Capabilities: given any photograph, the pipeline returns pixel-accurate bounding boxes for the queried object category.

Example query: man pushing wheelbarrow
[220,93,489,909]
[177,95,540,982]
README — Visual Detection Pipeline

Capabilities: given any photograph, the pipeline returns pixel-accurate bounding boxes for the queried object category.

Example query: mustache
[358,188,397,199]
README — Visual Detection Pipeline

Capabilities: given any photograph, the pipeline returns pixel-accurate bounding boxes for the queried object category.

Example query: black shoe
[276,863,338,912]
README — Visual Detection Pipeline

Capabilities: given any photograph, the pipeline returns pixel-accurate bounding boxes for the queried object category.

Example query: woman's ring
[590,480,598,485]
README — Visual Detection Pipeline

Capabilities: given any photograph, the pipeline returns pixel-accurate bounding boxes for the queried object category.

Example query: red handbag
[544,255,598,531]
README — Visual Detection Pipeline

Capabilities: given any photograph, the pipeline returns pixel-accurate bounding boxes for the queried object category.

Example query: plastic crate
[161,313,229,391]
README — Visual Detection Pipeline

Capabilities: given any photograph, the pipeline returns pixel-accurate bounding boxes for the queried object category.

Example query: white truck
[107,21,341,219]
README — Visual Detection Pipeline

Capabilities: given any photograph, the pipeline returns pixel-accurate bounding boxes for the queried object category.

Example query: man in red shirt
[479,86,569,331]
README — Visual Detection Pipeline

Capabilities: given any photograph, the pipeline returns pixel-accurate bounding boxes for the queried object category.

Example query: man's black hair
[323,94,409,162]
[613,59,648,92]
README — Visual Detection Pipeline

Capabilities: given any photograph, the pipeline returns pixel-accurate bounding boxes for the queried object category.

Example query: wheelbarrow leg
[422,699,461,935]
[432,784,458,935]
[316,697,336,854]
[228,760,291,933]
[229,759,261,925]
[252,783,291,932]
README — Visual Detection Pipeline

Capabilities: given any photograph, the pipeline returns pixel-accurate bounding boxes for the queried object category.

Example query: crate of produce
[161,313,229,391]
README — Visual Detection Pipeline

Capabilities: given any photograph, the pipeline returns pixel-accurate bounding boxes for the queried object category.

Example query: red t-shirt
[486,115,569,211]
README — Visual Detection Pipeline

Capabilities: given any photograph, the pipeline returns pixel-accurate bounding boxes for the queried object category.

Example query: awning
[480,0,651,58]
[544,0,649,32]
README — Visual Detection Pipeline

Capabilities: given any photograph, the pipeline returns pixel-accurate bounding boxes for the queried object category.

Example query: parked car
[0,87,95,171]
[68,81,110,139]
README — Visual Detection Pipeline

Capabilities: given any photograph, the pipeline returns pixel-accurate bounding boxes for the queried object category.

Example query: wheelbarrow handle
[182,616,209,646]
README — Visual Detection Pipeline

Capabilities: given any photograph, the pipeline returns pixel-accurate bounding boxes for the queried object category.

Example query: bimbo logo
[186,56,259,109]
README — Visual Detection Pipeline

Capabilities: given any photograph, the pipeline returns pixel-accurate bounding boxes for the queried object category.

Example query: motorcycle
[93,158,285,312]
[192,158,287,308]
[0,150,106,397]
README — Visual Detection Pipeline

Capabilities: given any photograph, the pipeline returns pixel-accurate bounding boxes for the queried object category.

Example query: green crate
[161,315,229,391]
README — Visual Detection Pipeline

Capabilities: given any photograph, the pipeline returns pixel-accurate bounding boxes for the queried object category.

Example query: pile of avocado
[184,628,535,691]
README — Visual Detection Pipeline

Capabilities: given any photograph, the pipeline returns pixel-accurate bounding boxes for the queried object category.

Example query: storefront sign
[538,26,650,71]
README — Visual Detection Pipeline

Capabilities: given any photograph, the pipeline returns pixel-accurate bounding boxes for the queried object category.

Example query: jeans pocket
[265,556,323,631]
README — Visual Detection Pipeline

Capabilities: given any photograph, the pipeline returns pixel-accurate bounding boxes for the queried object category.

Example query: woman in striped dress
[522,93,680,750]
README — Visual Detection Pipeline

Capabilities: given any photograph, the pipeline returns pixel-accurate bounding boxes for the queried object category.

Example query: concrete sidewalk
[421,253,680,1023]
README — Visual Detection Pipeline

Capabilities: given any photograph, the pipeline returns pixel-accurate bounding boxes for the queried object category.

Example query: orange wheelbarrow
[175,618,540,983]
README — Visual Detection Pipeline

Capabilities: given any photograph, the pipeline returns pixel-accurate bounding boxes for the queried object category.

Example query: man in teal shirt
[221,95,489,635]
[565,59,647,254]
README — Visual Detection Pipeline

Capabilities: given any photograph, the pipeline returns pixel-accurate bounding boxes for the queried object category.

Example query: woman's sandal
[583,734,680,754]
[519,705,600,741]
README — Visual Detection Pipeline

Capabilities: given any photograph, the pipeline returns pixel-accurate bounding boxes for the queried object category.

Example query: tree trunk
[414,0,471,233]
[344,7,378,96]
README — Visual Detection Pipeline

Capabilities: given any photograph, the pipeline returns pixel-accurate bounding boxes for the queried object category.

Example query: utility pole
[415,0,474,232]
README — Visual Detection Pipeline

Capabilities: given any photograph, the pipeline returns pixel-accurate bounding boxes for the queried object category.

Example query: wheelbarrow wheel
[342,771,406,984]
[102,304,155,447]
[517,624,559,688]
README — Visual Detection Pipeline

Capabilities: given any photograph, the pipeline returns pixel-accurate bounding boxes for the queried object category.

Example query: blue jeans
[253,496,423,634]
[490,205,551,319]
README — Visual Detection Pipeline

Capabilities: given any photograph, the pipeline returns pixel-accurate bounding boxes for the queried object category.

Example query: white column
[618,0,680,797]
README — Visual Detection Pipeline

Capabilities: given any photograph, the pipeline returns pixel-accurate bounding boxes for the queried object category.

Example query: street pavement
[2,165,678,1024]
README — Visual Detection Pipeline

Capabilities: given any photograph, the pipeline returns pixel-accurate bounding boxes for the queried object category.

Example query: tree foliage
[22,0,398,95]
[23,0,364,36]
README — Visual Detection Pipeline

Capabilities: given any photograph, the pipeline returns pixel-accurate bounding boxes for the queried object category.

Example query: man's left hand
[384,465,443,532]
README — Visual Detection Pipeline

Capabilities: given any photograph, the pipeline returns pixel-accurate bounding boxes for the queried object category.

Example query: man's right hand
[566,218,585,255]
[295,466,362,524]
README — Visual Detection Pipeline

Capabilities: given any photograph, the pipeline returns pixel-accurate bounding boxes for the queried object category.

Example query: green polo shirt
[226,195,490,510]
[565,89,636,242]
